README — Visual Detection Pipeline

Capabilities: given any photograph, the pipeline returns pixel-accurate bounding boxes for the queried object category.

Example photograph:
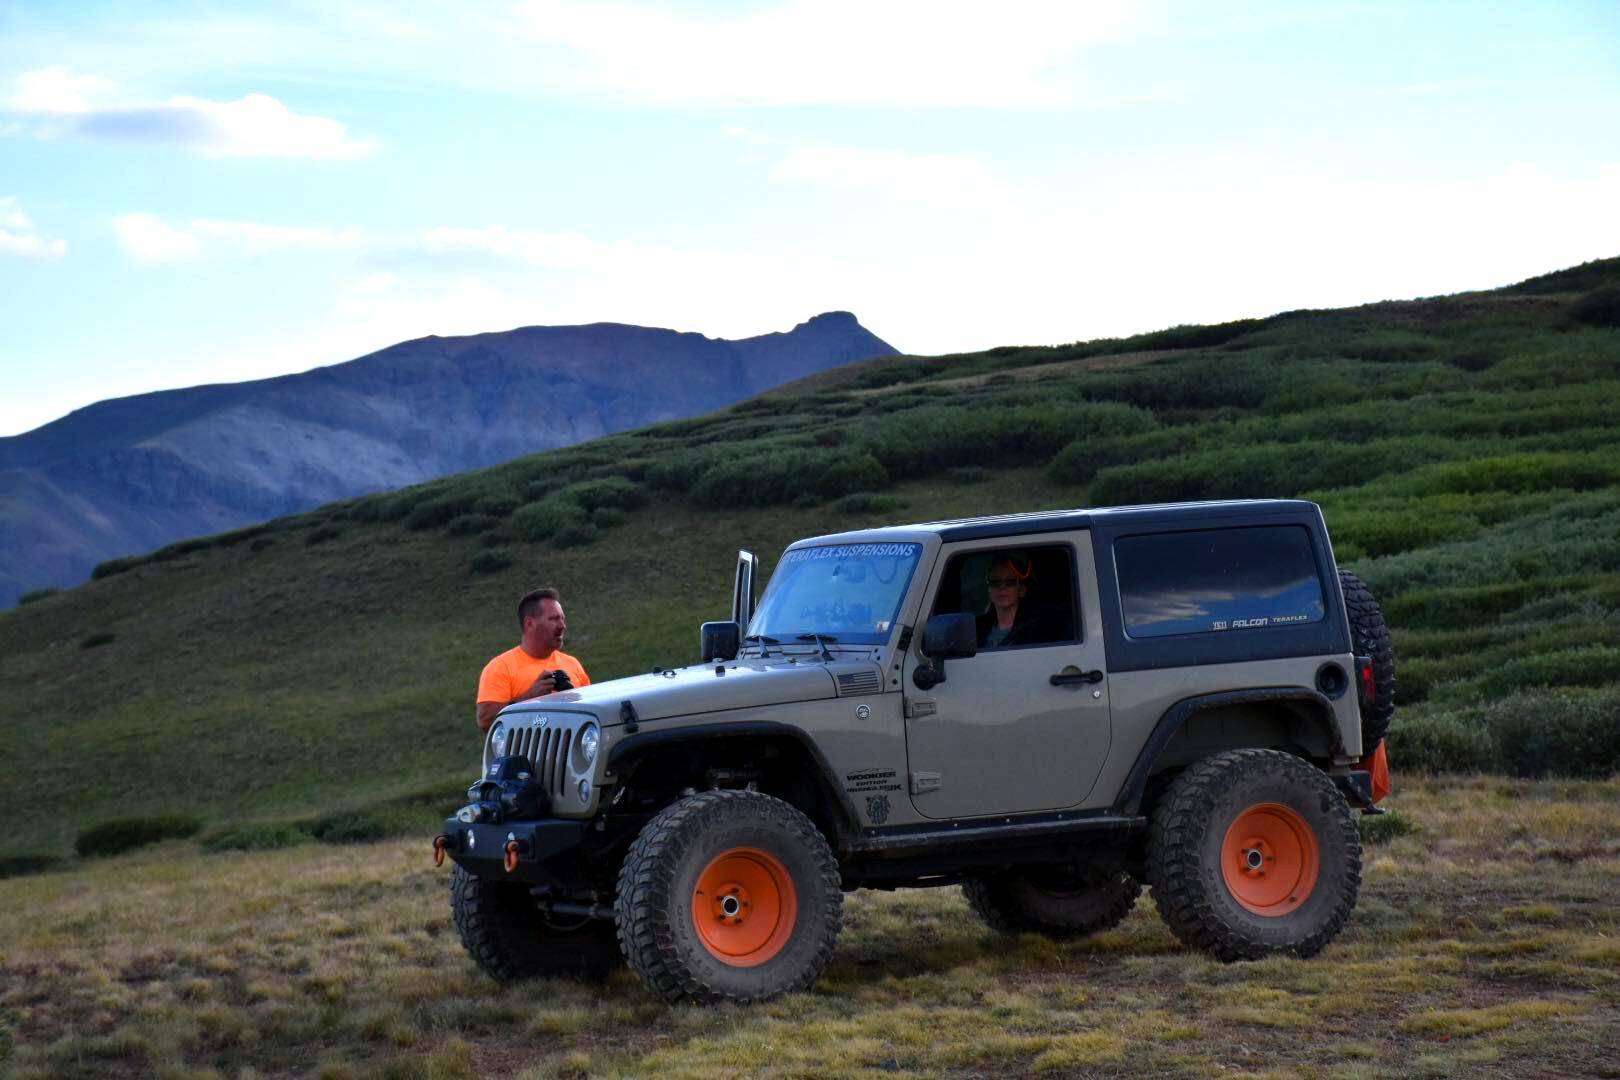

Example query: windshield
[748,542,923,647]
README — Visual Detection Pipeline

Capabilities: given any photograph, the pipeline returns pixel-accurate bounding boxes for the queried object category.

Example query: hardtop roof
[793,499,1322,547]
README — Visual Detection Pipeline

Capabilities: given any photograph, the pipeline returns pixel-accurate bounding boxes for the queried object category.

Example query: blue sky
[2,0,1617,436]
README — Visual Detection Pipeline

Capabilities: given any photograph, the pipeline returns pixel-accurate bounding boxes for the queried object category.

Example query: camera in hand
[550,668,573,692]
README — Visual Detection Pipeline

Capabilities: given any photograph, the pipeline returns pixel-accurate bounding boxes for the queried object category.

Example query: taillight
[1356,655,1376,709]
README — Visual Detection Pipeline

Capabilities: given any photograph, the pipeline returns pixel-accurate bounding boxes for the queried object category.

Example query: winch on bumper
[434,751,593,885]
[436,816,589,886]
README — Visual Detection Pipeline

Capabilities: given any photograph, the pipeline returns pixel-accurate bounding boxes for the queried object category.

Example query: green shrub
[1385,713,1494,774]
[1328,510,1482,557]
[1472,645,1620,698]
[1486,689,1620,778]
[523,478,563,502]
[17,588,59,605]
[404,493,477,531]
[76,814,204,857]
[447,513,500,536]
[859,402,1155,481]
[553,522,602,549]
[1386,452,1620,497]
[306,812,388,844]
[249,537,275,553]
[834,492,905,514]
[474,493,521,518]
[561,477,645,512]
[470,548,514,574]
[510,497,588,541]
[305,525,343,546]
[80,632,115,649]
[0,854,62,879]
[691,449,888,508]
[91,555,142,580]
[1571,287,1620,328]
[201,824,310,852]
[1382,578,1584,629]
[591,507,627,529]
[1359,809,1421,844]
[948,466,990,484]
[1089,437,1463,505]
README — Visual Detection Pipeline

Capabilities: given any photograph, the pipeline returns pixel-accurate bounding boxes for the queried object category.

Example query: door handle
[1050,669,1104,686]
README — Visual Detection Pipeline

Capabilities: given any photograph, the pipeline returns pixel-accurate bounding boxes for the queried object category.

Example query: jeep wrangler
[437,498,1395,1004]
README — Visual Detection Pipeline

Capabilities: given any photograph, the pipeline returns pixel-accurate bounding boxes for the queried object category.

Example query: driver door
[901,532,1111,819]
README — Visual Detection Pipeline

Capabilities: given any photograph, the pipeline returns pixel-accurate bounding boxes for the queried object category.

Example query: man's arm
[475,672,560,731]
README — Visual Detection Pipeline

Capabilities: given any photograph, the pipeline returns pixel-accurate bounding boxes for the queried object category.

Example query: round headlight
[490,721,506,758]
[578,723,599,765]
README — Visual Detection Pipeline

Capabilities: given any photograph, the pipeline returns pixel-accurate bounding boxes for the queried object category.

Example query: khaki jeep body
[442,499,1390,1003]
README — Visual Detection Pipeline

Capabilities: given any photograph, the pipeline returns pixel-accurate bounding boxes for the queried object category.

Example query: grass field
[2,775,1616,1078]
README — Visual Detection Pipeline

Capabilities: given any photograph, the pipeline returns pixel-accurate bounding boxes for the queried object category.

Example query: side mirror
[914,613,976,689]
[700,621,741,663]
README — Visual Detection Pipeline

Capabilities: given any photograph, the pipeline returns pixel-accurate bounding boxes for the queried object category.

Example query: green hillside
[5,258,1620,865]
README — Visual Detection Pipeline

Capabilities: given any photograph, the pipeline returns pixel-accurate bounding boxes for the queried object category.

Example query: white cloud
[0,196,66,260]
[112,213,364,264]
[5,65,115,112]
[772,146,998,208]
[5,68,376,159]
[514,0,1140,106]
[113,213,201,264]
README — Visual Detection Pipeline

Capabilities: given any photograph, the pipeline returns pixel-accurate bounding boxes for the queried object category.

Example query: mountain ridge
[0,311,896,607]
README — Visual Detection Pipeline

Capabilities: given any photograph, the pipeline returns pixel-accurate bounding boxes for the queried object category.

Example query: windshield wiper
[796,633,837,662]
[743,634,780,656]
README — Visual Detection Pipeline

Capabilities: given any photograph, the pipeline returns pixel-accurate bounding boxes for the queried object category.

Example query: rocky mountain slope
[0,312,896,607]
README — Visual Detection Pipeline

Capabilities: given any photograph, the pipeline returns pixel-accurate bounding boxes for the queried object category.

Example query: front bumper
[441,816,587,886]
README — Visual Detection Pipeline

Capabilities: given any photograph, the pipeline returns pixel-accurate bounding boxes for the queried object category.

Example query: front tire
[1146,749,1361,962]
[964,866,1140,939]
[451,865,620,982]
[614,790,843,1005]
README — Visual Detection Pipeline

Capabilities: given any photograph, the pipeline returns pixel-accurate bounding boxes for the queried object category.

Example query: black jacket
[975,608,1055,649]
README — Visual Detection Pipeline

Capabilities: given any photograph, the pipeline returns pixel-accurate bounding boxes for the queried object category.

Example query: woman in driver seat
[976,552,1053,648]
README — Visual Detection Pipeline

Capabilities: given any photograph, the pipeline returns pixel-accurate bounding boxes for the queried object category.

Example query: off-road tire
[1338,567,1395,750]
[963,866,1140,939]
[1146,749,1362,962]
[614,789,843,1005]
[451,864,620,982]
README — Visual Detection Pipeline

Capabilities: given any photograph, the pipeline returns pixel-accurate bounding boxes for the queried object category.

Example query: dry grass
[2,775,1617,1078]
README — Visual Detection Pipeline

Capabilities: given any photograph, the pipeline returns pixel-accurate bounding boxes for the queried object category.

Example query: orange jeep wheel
[1146,749,1362,962]
[1221,803,1320,916]
[692,847,799,967]
[614,789,844,1005]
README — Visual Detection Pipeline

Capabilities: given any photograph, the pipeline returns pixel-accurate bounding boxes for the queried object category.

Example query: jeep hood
[498,658,874,726]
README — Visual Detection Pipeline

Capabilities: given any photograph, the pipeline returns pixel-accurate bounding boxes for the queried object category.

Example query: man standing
[476,587,591,732]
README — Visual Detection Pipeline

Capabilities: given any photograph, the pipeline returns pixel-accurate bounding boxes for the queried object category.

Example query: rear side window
[1115,525,1325,639]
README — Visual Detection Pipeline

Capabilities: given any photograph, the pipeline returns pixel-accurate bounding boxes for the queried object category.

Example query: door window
[930,545,1079,651]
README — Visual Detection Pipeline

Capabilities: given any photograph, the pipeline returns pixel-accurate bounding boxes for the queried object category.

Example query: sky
[1,1,1618,437]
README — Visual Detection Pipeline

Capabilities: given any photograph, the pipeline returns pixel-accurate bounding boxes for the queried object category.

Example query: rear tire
[614,790,843,1005]
[964,866,1140,939]
[1338,568,1395,750]
[451,865,620,982]
[1146,749,1361,962]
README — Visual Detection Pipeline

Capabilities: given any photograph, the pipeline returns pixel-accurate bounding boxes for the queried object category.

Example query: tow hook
[432,834,450,867]
[503,838,525,874]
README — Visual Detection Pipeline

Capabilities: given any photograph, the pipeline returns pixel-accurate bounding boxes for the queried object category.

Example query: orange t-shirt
[476,646,591,706]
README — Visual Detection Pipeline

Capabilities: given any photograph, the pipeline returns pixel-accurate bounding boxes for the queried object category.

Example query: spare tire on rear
[1337,568,1395,750]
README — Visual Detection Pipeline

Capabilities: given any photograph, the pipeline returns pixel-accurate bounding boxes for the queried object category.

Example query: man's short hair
[518,587,561,629]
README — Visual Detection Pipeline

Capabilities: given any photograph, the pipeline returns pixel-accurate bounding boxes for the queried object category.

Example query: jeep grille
[504,718,576,801]
[837,671,882,696]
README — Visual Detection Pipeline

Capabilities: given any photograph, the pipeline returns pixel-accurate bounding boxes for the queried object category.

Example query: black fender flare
[605,721,860,843]
[1113,688,1341,816]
